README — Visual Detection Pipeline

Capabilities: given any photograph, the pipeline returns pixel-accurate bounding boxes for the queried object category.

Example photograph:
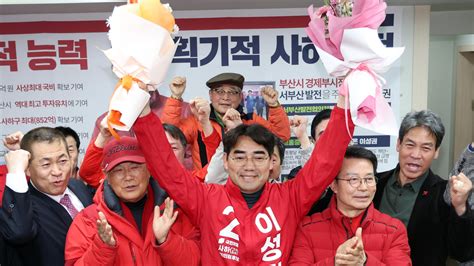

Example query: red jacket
[133,107,353,265]
[65,179,200,266]
[289,197,411,265]
[78,128,220,188]
[161,98,291,170]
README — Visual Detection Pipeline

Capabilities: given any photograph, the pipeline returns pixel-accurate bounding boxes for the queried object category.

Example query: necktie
[60,194,79,218]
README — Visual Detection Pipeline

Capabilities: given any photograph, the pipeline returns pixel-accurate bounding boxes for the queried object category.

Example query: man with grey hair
[373,110,474,265]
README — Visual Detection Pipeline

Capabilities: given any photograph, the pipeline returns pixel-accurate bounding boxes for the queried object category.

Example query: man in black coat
[0,127,93,266]
[373,110,473,265]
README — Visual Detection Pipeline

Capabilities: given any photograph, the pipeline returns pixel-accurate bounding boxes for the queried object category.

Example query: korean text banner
[0,8,404,175]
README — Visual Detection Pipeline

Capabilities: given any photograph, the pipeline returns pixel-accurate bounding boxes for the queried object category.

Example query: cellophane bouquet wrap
[306,0,404,136]
[104,0,178,138]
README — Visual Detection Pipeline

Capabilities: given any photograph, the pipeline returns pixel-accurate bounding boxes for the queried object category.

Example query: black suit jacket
[0,179,93,266]
[374,166,474,265]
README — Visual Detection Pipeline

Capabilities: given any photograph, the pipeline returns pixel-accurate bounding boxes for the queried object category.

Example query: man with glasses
[161,73,291,170]
[289,146,411,265]
[132,90,353,264]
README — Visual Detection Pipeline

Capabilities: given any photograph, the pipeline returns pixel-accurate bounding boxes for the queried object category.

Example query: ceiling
[1,0,474,15]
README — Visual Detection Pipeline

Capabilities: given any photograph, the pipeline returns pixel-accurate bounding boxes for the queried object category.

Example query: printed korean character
[73,83,84,90]
[295,90,304,100]
[0,101,12,109]
[7,84,14,92]
[255,207,282,263]
[279,79,289,89]
[172,37,198,67]
[271,34,319,65]
[0,84,6,92]
[382,88,391,99]
[314,78,322,88]
[286,91,296,100]
[200,36,229,66]
[312,90,322,100]
[58,39,88,70]
[331,89,339,99]
[27,40,57,70]
[271,35,291,64]
[0,41,18,71]
[322,89,330,99]
[321,78,332,88]
[47,116,56,124]
[279,90,288,101]
[336,77,344,88]
[229,36,260,66]
[305,78,316,88]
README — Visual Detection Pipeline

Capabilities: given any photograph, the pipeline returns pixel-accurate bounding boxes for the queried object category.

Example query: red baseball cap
[102,136,146,172]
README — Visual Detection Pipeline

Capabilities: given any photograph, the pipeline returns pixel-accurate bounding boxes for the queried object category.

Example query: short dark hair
[224,124,275,157]
[20,127,69,159]
[163,123,187,148]
[310,108,332,140]
[399,110,445,149]
[274,136,285,164]
[55,126,80,149]
[343,146,378,173]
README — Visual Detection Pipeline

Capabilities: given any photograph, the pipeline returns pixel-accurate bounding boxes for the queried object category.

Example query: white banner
[0,7,405,176]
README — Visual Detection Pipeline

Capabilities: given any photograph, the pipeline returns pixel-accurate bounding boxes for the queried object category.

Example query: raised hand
[335,227,366,266]
[153,197,178,244]
[97,211,116,247]
[260,86,279,107]
[3,131,24,151]
[169,76,186,99]
[190,97,212,137]
[95,116,113,148]
[290,116,309,139]
[222,108,242,131]
[450,173,473,216]
[5,149,30,174]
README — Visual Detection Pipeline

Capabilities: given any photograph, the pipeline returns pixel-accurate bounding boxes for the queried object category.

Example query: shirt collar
[389,168,429,193]
[30,180,70,203]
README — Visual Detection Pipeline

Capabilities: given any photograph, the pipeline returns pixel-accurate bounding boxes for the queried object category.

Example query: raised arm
[79,117,111,188]
[253,86,291,141]
[289,95,354,218]
[0,150,38,244]
[133,98,206,225]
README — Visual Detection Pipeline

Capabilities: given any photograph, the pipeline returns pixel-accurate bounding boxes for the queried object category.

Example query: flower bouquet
[104,0,178,139]
[306,0,404,136]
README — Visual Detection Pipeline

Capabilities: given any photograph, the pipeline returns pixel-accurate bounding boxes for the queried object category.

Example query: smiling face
[396,126,439,185]
[331,158,376,217]
[209,84,242,115]
[27,140,71,196]
[224,136,273,194]
[107,162,150,203]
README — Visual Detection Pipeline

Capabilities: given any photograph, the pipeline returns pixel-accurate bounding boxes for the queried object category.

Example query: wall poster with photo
[241,81,275,119]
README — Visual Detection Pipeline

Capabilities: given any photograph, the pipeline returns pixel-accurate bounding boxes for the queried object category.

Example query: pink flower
[316,5,332,18]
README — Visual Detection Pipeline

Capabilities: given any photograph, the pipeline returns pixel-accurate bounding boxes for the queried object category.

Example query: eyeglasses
[211,88,241,96]
[229,155,269,166]
[336,175,377,188]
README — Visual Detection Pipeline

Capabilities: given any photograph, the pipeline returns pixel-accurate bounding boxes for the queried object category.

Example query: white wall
[428,10,474,177]
[428,36,455,177]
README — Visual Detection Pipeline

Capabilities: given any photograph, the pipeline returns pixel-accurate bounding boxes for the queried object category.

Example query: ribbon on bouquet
[338,61,398,138]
